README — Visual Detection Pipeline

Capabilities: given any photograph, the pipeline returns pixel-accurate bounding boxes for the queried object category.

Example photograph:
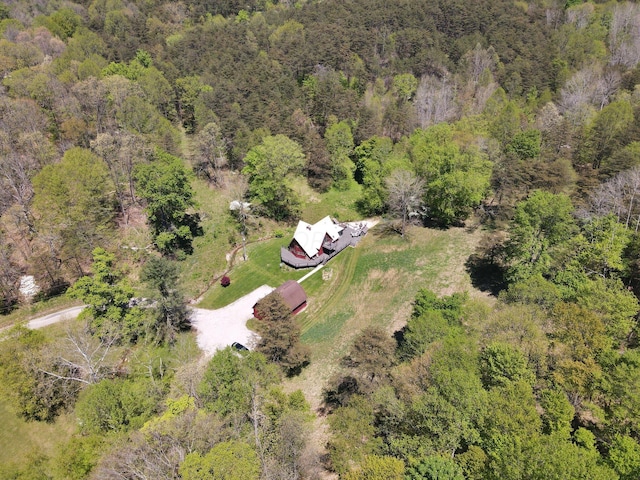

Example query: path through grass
[285,224,489,408]
[197,237,308,309]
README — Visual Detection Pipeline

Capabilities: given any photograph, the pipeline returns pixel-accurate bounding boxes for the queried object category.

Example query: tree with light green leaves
[179,441,260,480]
[32,147,115,271]
[242,134,305,220]
[67,247,142,341]
[325,120,355,190]
[504,190,576,283]
[134,149,200,255]
[409,124,492,225]
[344,454,404,480]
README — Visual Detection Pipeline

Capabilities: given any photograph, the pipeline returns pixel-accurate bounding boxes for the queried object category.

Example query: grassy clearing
[178,178,237,299]
[0,401,76,466]
[197,237,309,309]
[298,181,363,223]
[286,224,488,408]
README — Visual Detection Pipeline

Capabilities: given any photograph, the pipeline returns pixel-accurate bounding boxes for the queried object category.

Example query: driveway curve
[26,305,85,329]
[190,285,274,356]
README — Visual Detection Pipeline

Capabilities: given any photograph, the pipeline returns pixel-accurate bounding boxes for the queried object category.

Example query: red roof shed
[275,280,307,314]
[253,281,307,319]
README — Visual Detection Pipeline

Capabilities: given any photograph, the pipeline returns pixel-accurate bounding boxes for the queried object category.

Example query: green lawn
[298,181,363,223]
[283,224,487,406]
[196,237,310,309]
[178,178,237,299]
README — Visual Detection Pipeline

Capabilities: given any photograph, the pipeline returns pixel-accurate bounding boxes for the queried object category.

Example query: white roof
[292,216,343,258]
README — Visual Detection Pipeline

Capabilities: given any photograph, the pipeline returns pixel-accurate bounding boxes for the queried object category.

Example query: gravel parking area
[190,285,274,355]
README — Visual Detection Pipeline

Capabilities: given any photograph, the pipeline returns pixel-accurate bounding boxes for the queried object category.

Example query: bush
[220,275,230,287]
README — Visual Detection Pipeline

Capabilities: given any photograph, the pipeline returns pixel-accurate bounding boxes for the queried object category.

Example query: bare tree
[229,175,252,261]
[583,166,640,231]
[566,2,595,29]
[609,2,640,68]
[191,121,228,186]
[39,326,120,386]
[414,74,458,128]
[0,239,20,313]
[91,131,149,223]
[93,408,225,480]
[386,169,425,237]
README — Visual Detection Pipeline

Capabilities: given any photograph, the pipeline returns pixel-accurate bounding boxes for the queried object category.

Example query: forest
[2,0,640,478]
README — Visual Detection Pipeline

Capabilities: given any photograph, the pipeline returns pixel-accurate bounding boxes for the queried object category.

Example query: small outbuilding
[253,280,307,318]
[275,280,307,314]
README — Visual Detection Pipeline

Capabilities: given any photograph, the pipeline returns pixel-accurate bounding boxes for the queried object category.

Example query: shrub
[220,275,231,287]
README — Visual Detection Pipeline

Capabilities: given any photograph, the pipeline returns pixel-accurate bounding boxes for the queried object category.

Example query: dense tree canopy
[4,0,640,478]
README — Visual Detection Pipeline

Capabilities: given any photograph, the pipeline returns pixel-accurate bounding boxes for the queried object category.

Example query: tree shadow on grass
[465,244,507,296]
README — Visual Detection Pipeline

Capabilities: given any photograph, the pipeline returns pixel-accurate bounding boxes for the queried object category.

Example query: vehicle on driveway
[232,341,249,351]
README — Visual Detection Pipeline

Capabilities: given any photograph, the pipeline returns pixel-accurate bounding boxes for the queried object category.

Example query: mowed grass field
[197,237,307,309]
[286,224,488,407]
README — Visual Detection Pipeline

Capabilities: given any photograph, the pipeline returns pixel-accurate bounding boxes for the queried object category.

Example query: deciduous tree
[385,169,424,236]
[140,256,191,345]
[67,248,143,342]
[134,149,200,255]
[253,292,310,375]
[242,135,305,220]
[32,147,115,272]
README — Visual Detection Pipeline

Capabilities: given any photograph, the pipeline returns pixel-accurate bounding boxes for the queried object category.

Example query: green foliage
[506,129,541,160]
[608,435,640,480]
[342,326,397,394]
[67,248,142,341]
[551,302,610,361]
[479,342,535,389]
[325,120,356,190]
[583,100,634,169]
[51,434,104,480]
[409,124,493,225]
[242,135,306,220]
[406,455,464,480]
[0,327,64,422]
[35,8,81,40]
[504,190,576,283]
[198,348,280,417]
[539,389,574,438]
[392,73,418,101]
[254,292,310,375]
[32,148,114,265]
[601,142,640,178]
[499,274,562,310]
[344,454,404,480]
[75,377,161,434]
[571,277,638,343]
[602,350,640,439]
[566,214,630,279]
[179,440,260,480]
[411,289,467,322]
[134,149,200,255]
[399,310,454,361]
[328,395,382,475]
[140,256,191,345]
[354,136,395,214]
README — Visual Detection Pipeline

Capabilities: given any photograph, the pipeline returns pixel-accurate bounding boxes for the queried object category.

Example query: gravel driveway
[190,285,275,355]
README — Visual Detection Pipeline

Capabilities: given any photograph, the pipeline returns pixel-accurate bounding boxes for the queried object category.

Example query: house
[289,216,344,260]
[281,216,368,268]
[253,280,307,318]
